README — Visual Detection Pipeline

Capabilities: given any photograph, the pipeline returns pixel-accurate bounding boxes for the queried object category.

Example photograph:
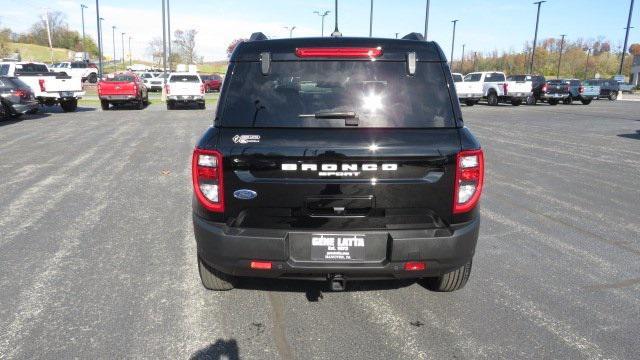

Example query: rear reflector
[250,261,272,270]
[192,148,224,212]
[295,47,382,58]
[453,149,485,214]
[404,262,426,271]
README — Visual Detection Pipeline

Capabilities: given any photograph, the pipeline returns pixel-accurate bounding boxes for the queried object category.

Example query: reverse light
[250,261,273,270]
[295,47,382,58]
[404,262,426,271]
[453,149,484,214]
[192,148,224,212]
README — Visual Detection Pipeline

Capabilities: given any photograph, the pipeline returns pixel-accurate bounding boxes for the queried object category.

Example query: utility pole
[284,26,296,38]
[530,1,546,74]
[369,0,374,37]
[95,0,103,78]
[313,10,330,37]
[161,0,167,74]
[473,51,478,71]
[450,19,459,69]
[112,25,116,67]
[584,47,592,80]
[121,32,125,70]
[128,36,132,66]
[81,4,88,55]
[424,0,430,41]
[556,34,566,78]
[395,32,399,39]
[331,0,342,37]
[461,44,466,73]
[618,0,635,74]
[167,0,172,70]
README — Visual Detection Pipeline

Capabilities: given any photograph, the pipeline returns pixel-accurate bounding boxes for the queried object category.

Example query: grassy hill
[7,42,72,62]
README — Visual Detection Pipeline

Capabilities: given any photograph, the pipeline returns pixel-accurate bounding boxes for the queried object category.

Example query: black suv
[192,33,484,292]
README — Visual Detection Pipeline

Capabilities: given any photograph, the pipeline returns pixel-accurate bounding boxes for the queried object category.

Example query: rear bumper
[542,93,568,99]
[100,95,138,101]
[193,215,479,280]
[167,95,204,102]
[11,101,39,114]
[501,92,531,100]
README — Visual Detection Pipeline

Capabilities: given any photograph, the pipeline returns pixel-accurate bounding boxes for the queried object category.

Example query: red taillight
[295,47,383,58]
[453,149,484,214]
[192,148,224,212]
[165,84,170,94]
[502,83,508,94]
[38,79,46,92]
[132,82,138,93]
[250,261,272,270]
[200,83,205,94]
[579,86,584,94]
[14,89,29,99]
[403,262,426,271]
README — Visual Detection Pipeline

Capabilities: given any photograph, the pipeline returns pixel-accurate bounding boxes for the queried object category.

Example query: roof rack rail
[401,32,424,41]
[249,32,268,41]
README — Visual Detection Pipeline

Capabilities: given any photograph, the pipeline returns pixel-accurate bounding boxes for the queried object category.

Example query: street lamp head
[81,4,88,9]
[533,1,546,4]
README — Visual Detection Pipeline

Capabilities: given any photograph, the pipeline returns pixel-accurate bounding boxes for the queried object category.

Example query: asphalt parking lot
[0,99,639,359]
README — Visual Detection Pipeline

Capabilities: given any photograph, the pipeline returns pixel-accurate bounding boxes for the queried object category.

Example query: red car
[201,74,222,92]
[97,72,149,110]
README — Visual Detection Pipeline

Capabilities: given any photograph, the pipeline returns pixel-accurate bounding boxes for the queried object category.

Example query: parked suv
[192,33,484,292]
[584,79,620,100]
[0,76,39,118]
[50,61,98,83]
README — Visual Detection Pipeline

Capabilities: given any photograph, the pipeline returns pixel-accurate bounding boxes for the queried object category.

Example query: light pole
[81,4,88,55]
[284,26,296,38]
[111,25,116,67]
[167,0,172,70]
[529,1,546,74]
[584,47,592,79]
[473,51,478,71]
[618,0,635,74]
[95,0,102,77]
[331,0,341,37]
[313,10,330,37]
[556,34,566,78]
[424,0,430,41]
[369,0,374,37]
[121,32,125,70]
[461,44,465,73]
[395,32,399,39]
[161,0,167,74]
[450,19,459,69]
[99,17,104,71]
[128,36,132,66]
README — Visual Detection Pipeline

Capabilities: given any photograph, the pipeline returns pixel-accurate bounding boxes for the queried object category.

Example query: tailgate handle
[306,196,373,217]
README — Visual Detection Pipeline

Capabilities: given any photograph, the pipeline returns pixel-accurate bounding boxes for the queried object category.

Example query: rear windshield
[220,61,454,128]
[507,75,531,82]
[106,75,135,82]
[170,75,200,82]
[464,73,481,82]
[0,77,29,89]
[547,80,566,84]
[15,63,50,74]
[452,74,463,82]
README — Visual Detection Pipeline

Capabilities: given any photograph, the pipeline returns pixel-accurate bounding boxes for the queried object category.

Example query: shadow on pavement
[40,106,96,113]
[617,130,640,140]
[0,112,51,127]
[190,338,240,360]
[235,277,415,302]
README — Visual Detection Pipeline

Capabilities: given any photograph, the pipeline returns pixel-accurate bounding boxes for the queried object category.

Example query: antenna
[331,0,342,37]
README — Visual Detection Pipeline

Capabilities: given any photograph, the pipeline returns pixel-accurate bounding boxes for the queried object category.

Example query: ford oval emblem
[233,189,257,200]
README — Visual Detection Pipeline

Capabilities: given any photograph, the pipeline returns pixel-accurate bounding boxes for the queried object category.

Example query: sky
[0,0,638,62]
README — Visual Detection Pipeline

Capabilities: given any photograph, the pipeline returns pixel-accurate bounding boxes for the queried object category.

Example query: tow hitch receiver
[329,274,346,292]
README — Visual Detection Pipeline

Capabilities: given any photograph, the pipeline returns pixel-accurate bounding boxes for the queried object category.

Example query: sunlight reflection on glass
[362,93,383,112]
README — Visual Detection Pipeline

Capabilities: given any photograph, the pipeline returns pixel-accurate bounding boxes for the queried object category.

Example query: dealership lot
[0,101,638,359]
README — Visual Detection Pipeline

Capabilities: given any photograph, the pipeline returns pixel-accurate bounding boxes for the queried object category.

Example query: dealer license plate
[60,91,73,97]
[310,233,365,261]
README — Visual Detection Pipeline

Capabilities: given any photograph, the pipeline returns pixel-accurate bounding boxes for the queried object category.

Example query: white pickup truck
[50,61,99,83]
[165,73,205,110]
[0,61,85,112]
[455,71,532,106]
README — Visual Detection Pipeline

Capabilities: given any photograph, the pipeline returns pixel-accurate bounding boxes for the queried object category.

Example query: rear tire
[420,260,472,292]
[581,99,592,105]
[199,102,206,110]
[608,92,618,101]
[101,99,109,110]
[511,99,522,106]
[526,95,537,105]
[464,100,475,107]
[60,98,78,112]
[563,96,573,105]
[88,73,98,84]
[487,92,498,106]
[198,257,235,291]
[166,102,173,110]
[137,97,144,110]
[548,99,559,106]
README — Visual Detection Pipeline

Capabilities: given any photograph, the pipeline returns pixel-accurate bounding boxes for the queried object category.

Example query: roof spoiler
[401,32,424,41]
[249,32,268,41]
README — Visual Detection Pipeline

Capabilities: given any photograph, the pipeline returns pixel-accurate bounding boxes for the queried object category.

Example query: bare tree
[147,37,164,66]
[173,29,197,64]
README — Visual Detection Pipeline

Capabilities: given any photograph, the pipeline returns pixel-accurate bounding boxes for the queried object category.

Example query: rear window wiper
[299,111,359,126]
